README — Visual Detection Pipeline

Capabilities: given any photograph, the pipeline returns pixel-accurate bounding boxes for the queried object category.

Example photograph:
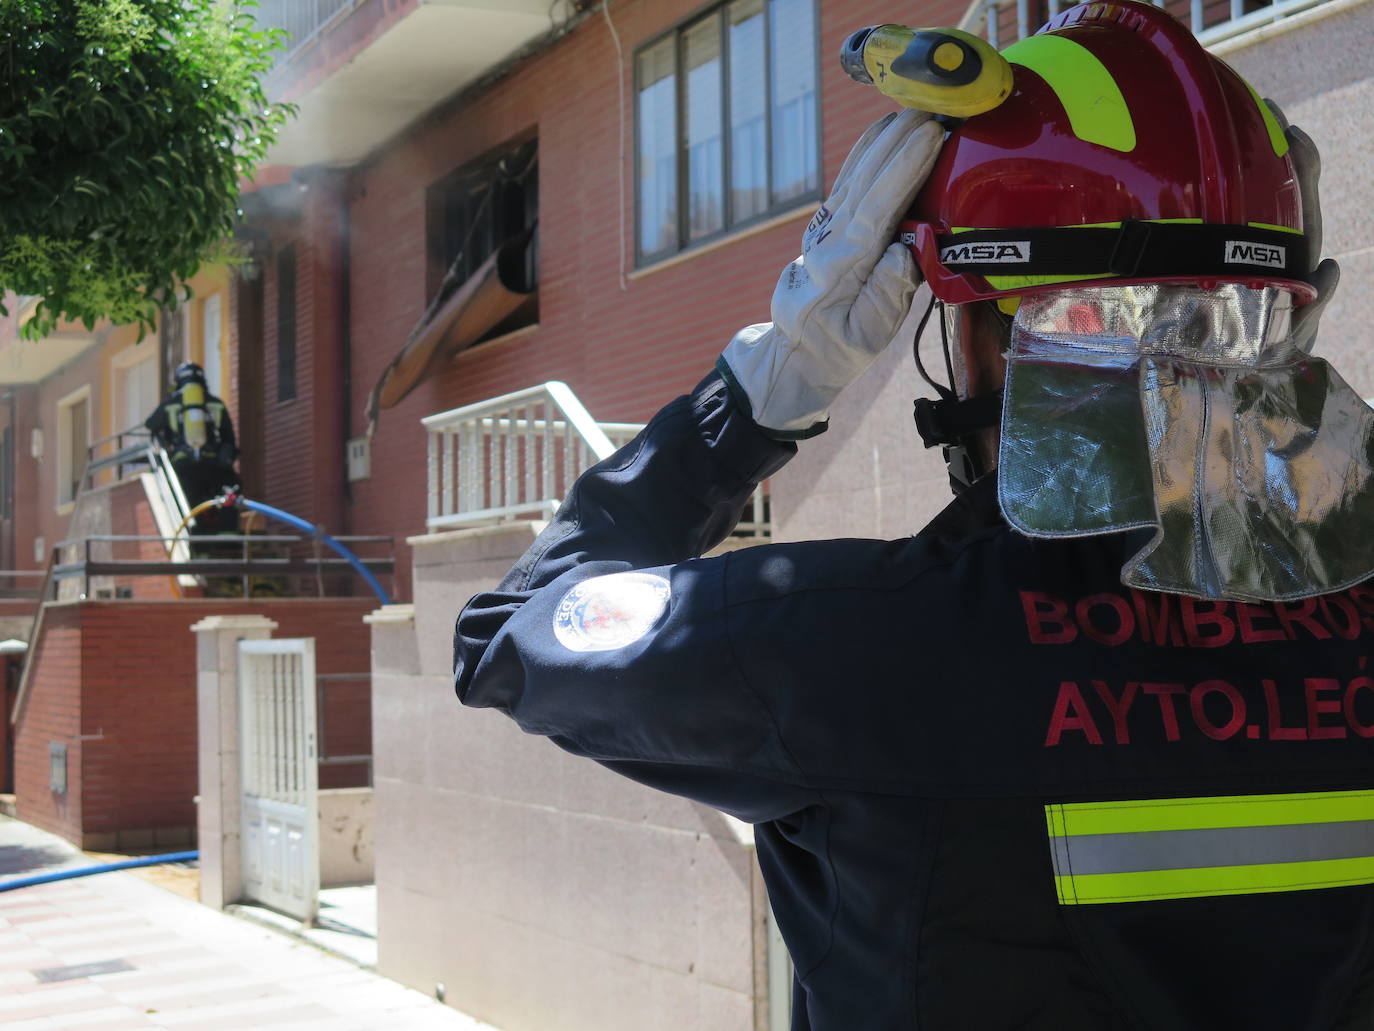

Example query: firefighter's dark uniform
[454,373,1374,1030]
[145,386,238,533]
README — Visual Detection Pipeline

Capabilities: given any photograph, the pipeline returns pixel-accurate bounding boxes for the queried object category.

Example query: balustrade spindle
[459,420,473,512]
[504,412,516,511]
[542,403,553,501]
[440,430,452,521]
[426,431,439,521]
[523,405,536,505]
[563,419,575,495]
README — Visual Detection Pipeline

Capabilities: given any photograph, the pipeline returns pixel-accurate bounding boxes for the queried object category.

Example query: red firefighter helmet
[901,0,1316,306]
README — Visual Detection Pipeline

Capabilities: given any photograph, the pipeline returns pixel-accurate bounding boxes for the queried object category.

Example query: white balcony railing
[975,0,1336,47]
[255,0,358,65]
[422,381,770,540]
[423,382,631,531]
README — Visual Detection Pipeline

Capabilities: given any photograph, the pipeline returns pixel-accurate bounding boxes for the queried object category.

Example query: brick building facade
[236,1,1374,1028]
[238,0,966,604]
[1,0,1371,1026]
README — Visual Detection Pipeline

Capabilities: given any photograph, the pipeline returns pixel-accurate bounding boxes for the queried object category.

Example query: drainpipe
[339,185,353,522]
[5,389,14,571]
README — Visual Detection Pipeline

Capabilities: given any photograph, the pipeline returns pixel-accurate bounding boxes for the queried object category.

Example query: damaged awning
[366,227,536,433]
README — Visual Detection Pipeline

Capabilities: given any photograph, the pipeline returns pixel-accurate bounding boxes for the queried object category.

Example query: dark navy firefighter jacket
[454,372,1374,1030]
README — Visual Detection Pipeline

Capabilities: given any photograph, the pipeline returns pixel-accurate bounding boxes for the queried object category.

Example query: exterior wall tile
[410,524,540,678]
[373,537,763,1030]
[693,832,757,994]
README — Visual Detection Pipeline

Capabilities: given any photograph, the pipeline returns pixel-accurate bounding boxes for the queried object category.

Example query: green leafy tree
[0,0,293,338]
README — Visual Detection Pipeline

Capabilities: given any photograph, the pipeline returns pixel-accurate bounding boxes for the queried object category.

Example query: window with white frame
[56,387,91,508]
[113,343,159,436]
[636,0,819,263]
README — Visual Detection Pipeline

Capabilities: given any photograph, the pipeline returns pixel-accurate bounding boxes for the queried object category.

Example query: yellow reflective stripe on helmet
[985,272,1105,291]
[1046,790,1374,905]
[1241,77,1290,158]
[1249,221,1302,235]
[1002,35,1136,153]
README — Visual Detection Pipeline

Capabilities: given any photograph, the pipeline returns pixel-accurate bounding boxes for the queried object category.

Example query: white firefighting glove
[718,109,943,438]
[1266,99,1339,353]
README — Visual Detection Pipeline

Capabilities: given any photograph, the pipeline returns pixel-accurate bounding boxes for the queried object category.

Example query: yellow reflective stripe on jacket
[1046,790,1374,905]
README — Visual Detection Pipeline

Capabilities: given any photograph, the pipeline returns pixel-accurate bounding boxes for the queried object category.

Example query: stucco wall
[1222,0,1374,394]
[770,294,956,544]
[319,787,374,887]
[371,526,768,1031]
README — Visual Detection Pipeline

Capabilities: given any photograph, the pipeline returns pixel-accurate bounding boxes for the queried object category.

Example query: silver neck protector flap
[997,284,1374,602]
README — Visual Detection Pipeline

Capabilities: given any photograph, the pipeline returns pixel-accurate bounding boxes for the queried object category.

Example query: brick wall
[255,0,965,603]
[13,604,82,840]
[106,477,180,601]
[14,597,374,847]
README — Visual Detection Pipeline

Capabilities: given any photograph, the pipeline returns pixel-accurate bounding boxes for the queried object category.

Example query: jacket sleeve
[452,372,816,823]
[144,398,169,443]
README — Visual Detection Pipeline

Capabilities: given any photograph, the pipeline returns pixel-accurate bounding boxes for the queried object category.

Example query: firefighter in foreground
[455,3,1374,1027]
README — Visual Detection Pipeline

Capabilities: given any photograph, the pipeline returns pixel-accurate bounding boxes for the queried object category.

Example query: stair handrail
[11,546,57,727]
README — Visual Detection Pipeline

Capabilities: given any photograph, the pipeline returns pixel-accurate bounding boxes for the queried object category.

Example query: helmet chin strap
[910,295,1003,495]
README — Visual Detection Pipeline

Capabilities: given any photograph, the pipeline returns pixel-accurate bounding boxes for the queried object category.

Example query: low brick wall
[14,597,374,848]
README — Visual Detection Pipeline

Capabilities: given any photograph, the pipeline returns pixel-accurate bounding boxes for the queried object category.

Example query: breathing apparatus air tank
[181,379,209,453]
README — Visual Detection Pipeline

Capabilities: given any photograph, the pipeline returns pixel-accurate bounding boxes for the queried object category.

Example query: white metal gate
[239,638,319,922]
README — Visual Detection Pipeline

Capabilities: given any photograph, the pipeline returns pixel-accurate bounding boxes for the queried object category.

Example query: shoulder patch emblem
[553,572,672,653]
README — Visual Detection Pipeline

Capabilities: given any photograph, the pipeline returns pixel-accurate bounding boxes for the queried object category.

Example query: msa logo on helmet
[940,241,1032,265]
[1225,241,1286,268]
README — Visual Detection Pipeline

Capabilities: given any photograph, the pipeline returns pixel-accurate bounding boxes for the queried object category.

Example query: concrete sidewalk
[0,816,499,1030]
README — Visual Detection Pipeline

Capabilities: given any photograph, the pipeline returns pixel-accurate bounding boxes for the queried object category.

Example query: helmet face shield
[998,285,1374,602]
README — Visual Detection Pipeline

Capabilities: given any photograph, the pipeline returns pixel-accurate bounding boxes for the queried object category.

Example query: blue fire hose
[238,498,391,605]
[0,851,199,893]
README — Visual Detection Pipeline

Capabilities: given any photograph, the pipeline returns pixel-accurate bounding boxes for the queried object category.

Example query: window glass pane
[728,0,767,223]
[768,0,818,204]
[637,39,678,255]
[684,15,723,240]
[64,398,88,504]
